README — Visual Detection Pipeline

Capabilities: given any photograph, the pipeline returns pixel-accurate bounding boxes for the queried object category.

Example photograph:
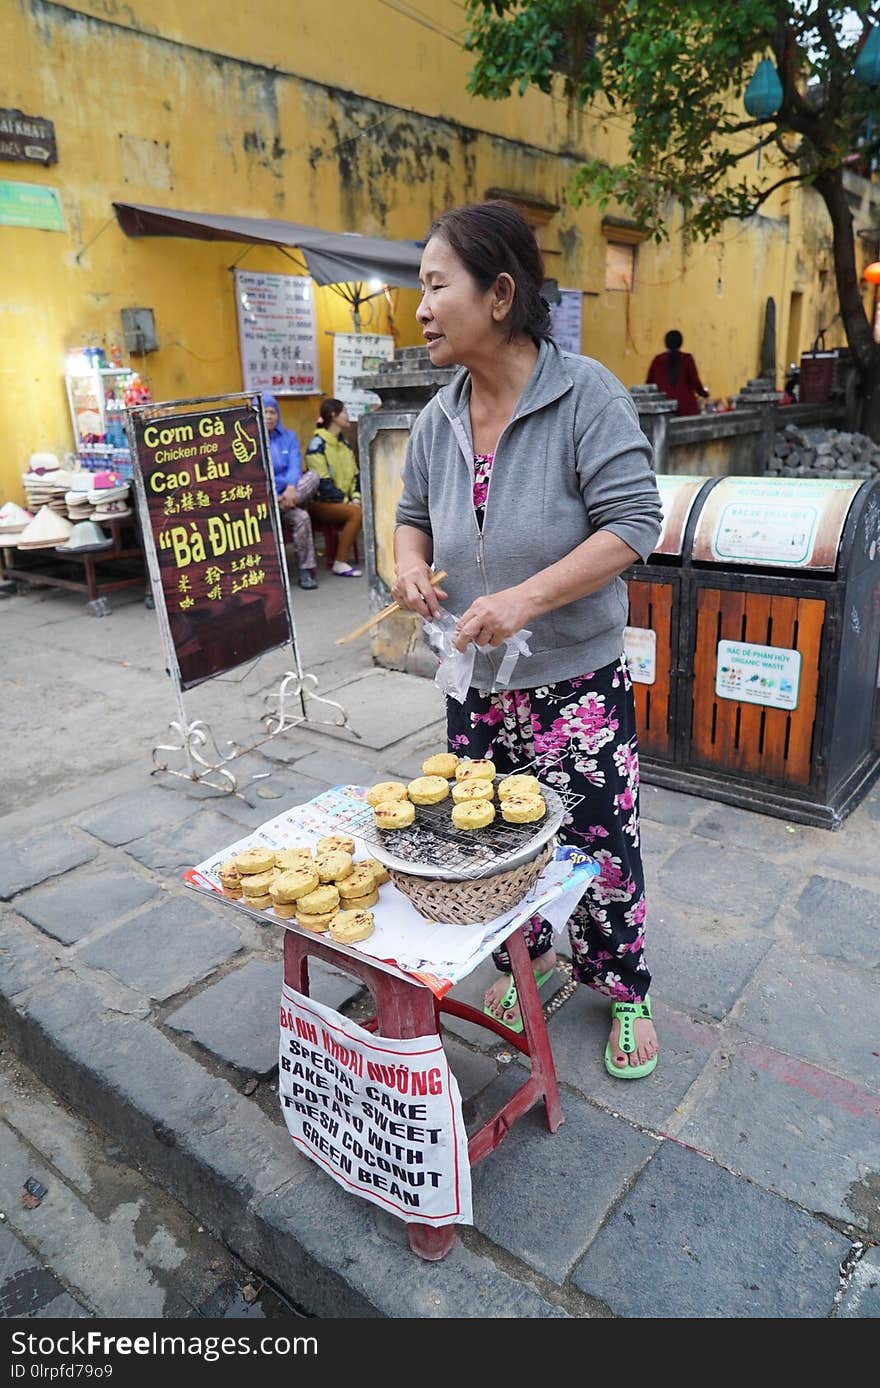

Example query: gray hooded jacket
[395,339,662,691]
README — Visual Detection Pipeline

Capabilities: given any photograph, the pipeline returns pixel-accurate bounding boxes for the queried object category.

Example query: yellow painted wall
[0,1,867,504]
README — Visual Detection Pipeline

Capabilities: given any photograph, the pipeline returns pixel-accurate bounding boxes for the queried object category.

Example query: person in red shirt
[646,329,709,416]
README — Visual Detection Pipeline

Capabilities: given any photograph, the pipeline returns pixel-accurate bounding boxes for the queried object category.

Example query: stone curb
[0,930,570,1318]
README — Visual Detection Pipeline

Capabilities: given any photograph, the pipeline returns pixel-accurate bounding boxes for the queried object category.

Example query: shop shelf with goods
[64,353,150,480]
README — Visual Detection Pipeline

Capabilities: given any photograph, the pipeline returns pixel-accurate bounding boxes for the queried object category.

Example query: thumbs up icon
[232,419,257,464]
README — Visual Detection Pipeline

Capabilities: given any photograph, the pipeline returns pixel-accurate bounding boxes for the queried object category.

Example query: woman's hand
[453,587,534,652]
[391,563,447,618]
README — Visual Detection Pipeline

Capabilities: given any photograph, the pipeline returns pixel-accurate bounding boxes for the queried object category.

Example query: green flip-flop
[604,996,658,1079]
[483,968,555,1035]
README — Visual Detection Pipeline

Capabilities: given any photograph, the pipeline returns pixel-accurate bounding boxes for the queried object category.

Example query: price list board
[235,269,319,396]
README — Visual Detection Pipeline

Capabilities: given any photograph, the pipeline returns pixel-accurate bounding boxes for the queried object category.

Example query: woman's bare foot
[483,949,557,1028]
[608,1013,659,1069]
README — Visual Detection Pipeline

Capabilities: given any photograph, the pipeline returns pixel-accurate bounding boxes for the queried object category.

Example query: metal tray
[361,780,565,882]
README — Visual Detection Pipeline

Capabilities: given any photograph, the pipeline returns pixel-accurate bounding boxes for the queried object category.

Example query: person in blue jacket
[263,394,319,590]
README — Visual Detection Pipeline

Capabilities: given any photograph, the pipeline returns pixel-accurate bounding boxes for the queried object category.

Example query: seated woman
[305,399,363,577]
[263,393,319,590]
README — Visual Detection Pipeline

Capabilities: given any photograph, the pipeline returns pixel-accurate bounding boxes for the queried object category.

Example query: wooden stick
[335,571,447,645]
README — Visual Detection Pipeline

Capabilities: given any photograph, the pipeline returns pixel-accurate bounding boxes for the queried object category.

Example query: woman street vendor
[391,202,663,1080]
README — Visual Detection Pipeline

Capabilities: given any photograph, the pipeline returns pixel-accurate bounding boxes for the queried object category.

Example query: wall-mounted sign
[333,332,394,420]
[130,397,293,690]
[0,110,57,166]
[548,289,583,354]
[623,626,656,684]
[0,181,64,231]
[234,269,319,397]
[716,639,801,710]
[693,477,861,570]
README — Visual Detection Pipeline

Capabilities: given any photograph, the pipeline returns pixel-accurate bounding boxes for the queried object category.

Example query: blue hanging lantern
[854,25,880,89]
[744,58,783,168]
[854,26,880,148]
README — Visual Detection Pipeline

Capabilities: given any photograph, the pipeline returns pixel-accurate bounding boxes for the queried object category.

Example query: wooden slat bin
[626,477,715,765]
[657,475,880,828]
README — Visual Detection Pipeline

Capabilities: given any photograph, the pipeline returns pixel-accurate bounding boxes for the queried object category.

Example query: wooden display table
[184,786,583,1262]
[0,514,146,615]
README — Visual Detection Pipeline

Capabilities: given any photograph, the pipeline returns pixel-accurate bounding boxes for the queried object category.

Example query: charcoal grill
[353,781,566,882]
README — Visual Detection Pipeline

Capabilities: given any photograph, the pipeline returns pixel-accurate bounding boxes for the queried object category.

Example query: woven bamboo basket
[388,841,555,925]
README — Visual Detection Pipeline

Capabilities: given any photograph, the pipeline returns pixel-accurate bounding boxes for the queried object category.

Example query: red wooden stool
[282,921,563,1261]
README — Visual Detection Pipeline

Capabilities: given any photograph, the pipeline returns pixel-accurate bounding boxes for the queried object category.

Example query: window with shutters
[605,240,637,292]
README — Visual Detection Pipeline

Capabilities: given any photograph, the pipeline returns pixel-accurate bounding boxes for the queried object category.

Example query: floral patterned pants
[279,469,319,572]
[446,657,650,1002]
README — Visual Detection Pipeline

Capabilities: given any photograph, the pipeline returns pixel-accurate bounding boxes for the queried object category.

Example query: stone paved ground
[0,1048,300,1319]
[0,583,878,1317]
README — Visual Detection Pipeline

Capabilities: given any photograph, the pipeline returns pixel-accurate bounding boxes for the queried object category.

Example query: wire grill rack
[353,780,570,881]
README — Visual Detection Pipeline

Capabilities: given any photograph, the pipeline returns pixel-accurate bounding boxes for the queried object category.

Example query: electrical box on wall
[121,307,157,353]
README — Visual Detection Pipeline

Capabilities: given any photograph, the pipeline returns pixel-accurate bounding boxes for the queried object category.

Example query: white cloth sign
[234,269,319,396]
[332,332,394,420]
[279,985,472,1226]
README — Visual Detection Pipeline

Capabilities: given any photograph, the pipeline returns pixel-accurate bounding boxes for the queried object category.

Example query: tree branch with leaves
[465,0,880,432]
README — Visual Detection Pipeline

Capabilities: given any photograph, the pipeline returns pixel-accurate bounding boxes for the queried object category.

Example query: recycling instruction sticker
[715,640,801,710]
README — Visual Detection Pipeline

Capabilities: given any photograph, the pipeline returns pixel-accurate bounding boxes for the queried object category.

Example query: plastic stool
[316,523,359,571]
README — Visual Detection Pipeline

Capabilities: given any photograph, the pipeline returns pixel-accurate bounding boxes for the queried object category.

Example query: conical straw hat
[0,501,33,534]
[56,520,112,552]
[16,505,75,549]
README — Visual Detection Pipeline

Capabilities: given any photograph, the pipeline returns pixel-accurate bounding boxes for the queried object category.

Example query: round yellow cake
[373,798,416,830]
[407,775,450,805]
[337,864,379,900]
[233,846,275,876]
[451,799,496,830]
[451,778,495,804]
[421,752,459,779]
[270,866,320,903]
[295,908,335,933]
[454,758,496,782]
[498,774,542,800]
[315,850,354,883]
[217,859,242,888]
[500,793,546,824]
[366,781,408,807]
[240,869,278,898]
[363,857,390,886]
[341,888,379,911]
[329,909,375,944]
[296,884,341,916]
[275,848,315,871]
[316,833,356,857]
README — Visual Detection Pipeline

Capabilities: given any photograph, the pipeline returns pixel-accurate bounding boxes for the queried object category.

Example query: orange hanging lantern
[863,261,880,283]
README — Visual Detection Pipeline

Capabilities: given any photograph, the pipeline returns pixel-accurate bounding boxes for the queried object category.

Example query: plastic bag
[421,608,532,703]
